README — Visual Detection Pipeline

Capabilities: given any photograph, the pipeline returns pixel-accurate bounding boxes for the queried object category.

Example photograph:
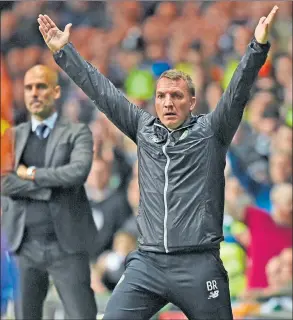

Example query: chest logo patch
[179,129,189,141]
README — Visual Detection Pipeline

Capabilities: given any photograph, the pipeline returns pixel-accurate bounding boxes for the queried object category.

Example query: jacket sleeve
[1,173,52,200]
[206,38,270,146]
[34,124,93,188]
[53,43,148,143]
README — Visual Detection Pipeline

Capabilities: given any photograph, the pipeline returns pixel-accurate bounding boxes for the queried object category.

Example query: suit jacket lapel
[15,122,31,170]
[45,116,67,166]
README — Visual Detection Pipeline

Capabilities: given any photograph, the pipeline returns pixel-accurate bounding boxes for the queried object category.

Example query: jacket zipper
[154,122,192,253]
[162,134,171,253]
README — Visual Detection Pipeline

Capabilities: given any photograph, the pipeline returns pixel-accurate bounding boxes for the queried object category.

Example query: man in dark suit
[1,65,99,319]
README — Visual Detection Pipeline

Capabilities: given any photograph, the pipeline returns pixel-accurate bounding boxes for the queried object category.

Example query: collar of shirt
[31,112,58,132]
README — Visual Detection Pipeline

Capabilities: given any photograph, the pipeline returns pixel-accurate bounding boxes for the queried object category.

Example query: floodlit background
[1,1,292,319]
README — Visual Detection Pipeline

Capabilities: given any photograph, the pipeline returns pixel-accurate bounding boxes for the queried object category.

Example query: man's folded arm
[1,173,51,201]
[34,124,93,188]
[53,43,149,143]
[207,38,270,146]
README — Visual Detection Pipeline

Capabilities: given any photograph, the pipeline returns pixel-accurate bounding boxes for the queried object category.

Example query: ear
[189,96,196,112]
[54,85,61,100]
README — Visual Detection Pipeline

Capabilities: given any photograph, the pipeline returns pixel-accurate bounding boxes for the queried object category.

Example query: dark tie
[36,123,48,140]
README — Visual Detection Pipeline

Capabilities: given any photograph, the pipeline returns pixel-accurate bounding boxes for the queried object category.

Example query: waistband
[138,243,220,255]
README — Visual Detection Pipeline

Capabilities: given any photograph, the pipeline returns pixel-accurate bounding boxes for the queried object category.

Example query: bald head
[24,64,60,120]
[25,64,58,87]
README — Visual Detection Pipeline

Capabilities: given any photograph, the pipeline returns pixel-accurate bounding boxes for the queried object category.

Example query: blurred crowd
[1,1,292,319]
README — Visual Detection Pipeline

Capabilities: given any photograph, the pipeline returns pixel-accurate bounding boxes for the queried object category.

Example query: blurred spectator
[228,124,292,212]
[120,161,140,238]
[86,155,132,254]
[10,1,44,47]
[237,246,292,305]
[232,25,253,57]
[62,86,97,124]
[185,40,203,66]
[225,181,292,291]
[109,39,144,88]
[1,232,18,318]
[22,46,43,72]
[142,16,168,45]
[155,2,178,25]
[219,219,247,299]
[5,48,25,78]
[269,149,292,184]
[10,77,28,125]
[59,1,108,28]
[202,81,223,113]
[274,54,292,91]
[1,10,18,54]
[91,231,137,293]
[271,123,292,153]
[265,248,292,296]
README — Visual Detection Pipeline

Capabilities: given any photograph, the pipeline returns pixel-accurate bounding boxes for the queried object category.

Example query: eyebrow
[156,90,184,95]
[24,82,49,88]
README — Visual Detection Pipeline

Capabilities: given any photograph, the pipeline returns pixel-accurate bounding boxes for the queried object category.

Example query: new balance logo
[208,290,219,299]
[206,280,219,299]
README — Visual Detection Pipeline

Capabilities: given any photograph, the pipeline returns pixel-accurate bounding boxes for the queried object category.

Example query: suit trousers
[13,236,97,320]
[103,249,233,320]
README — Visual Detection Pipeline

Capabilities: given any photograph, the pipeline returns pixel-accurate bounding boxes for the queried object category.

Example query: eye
[37,83,48,89]
[172,93,182,99]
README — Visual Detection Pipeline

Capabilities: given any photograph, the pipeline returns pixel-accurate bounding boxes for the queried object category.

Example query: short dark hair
[158,69,196,97]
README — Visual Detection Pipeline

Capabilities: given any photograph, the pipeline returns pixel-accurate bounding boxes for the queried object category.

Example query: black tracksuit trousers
[103,249,233,320]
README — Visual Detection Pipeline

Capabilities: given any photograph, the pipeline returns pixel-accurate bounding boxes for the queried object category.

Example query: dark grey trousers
[103,249,233,320]
[13,238,97,320]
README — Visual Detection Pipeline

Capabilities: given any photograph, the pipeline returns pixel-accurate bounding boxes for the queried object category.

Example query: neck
[167,115,193,131]
[32,109,56,122]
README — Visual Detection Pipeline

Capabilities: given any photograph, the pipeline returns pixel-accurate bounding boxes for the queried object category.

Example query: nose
[164,94,173,108]
[31,86,38,97]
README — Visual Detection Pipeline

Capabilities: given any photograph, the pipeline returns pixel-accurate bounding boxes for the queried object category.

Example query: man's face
[273,195,292,224]
[269,154,292,183]
[155,77,195,129]
[24,68,60,120]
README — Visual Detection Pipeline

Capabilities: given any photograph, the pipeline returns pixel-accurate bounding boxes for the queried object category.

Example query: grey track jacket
[54,38,270,253]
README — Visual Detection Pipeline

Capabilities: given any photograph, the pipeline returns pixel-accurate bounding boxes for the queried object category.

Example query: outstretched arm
[37,15,150,143]
[207,6,278,146]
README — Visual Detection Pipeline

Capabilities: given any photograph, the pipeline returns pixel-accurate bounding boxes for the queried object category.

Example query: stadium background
[1,1,292,319]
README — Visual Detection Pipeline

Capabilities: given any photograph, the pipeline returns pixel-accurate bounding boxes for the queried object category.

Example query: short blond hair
[158,69,195,97]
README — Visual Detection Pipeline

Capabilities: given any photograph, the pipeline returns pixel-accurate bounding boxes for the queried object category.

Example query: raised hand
[37,14,72,53]
[254,5,278,44]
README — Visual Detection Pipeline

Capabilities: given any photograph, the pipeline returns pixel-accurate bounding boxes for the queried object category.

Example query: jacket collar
[153,114,199,143]
[31,112,58,132]
[154,114,198,132]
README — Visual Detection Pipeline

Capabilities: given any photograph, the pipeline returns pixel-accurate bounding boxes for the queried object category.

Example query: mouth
[31,101,42,106]
[164,112,177,117]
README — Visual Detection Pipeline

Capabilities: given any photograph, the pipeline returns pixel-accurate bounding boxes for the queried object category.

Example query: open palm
[38,14,72,53]
[254,5,278,44]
